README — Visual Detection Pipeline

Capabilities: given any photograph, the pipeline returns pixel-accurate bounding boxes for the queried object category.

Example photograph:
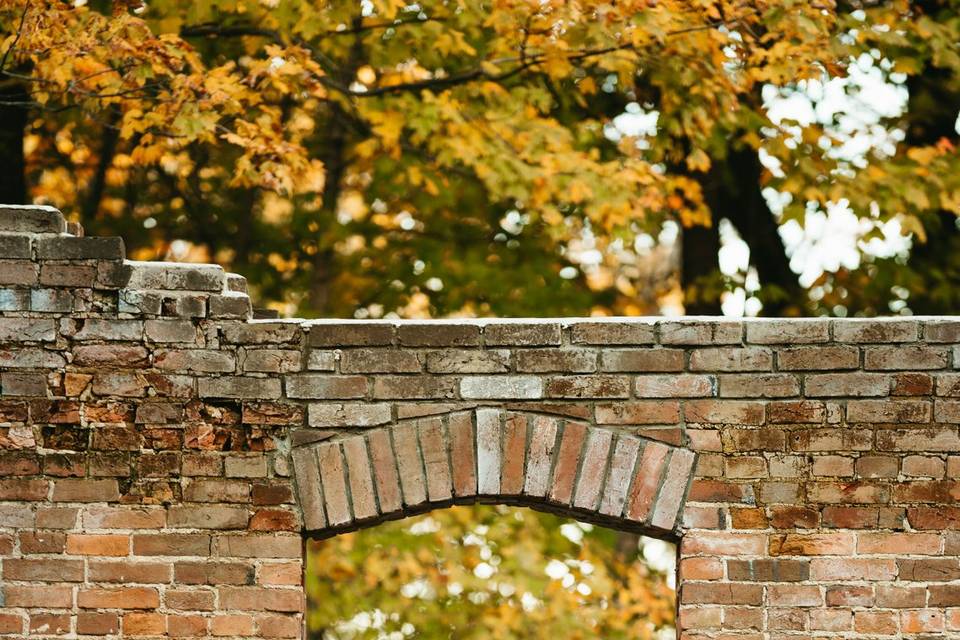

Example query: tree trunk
[713,145,806,317]
[895,23,960,314]
[82,112,120,223]
[0,82,27,204]
[680,222,722,314]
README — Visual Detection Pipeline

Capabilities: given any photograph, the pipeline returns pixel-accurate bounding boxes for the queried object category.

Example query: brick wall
[1,204,960,638]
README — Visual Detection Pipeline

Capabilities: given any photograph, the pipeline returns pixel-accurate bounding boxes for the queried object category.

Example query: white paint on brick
[476,408,502,495]
[460,376,543,399]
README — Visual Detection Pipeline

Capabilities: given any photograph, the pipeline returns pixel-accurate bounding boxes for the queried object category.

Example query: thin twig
[0,3,30,74]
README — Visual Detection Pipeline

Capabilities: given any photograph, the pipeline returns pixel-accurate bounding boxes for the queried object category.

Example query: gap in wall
[306,504,677,639]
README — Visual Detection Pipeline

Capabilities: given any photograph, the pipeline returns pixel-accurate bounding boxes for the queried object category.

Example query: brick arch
[291,408,697,539]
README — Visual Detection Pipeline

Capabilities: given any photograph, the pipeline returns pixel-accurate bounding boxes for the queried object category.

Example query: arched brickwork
[2,204,960,638]
[292,408,696,538]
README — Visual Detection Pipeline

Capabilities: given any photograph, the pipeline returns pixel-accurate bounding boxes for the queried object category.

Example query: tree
[1,0,958,318]
[305,505,676,640]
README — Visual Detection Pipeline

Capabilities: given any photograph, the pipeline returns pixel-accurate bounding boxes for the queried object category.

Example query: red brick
[132,534,211,556]
[822,506,879,529]
[500,414,528,495]
[730,507,768,529]
[218,587,303,612]
[122,612,166,636]
[684,400,764,425]
[680,557,724,580]
[19,530,66,553]
[316,441,350,526]
[595,401,680,424]
[343,435,378,519]
[88,560,172,583]
[393,423,427,506]
[366,428,403,512]
[211,614,255,636]
[811,558,897,581]
[256,614,300,638]
[549,421,588,505]
[769,532,855,556]
[4,585,73,608]
[258,562,301,586]
[291,447,325,531]
[907,506,960,530]
[51,478,120,502]
[571,427,612,510]
[168,615,207,637]
[854,610,898,635]
[77,612,119,635]
[175,561,254,585]
[445,412,476,498]
[249,508,298,531]
[857,532,942,555]
[513,414,552,497]
[826,585,874,607]
[213,534,300,558]
[770,505,819,529]
[29,613,70,636]
[681,581,763,605]
[78,587,160,609]
[416,418,452,503]
[599,435,641,517]
[650,448,696,530]
[3,558,84,582]
[687,479,753,503]
[166,589,216,611]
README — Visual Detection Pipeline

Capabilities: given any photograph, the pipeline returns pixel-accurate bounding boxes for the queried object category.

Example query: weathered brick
[689,347,772,372]
[3,558,84,581]
[548,421,587,506]
[286,374,366,399]
[168,505,250,529]
[719,374,799,398]
[309,322,394,347]
[684,400,764,425]
[570,320,656,345]
[373,375,458,399]
[342,349,422,373]
[36,236,124,260]
[398,323,480,347]
[777,345,860,370]
[343,435,378,519]
[864,345,949,370]
[145,319,198,343]
[516,349,596,373]
[78,587,160,609]
[155,349,236,373]
[0,318,57,342]
[635,374,715,397]
[746,319,829,344]
[393,423,427,506]
[198,376,281,399]
[658,320,742,345]
[544,375,629,398]
[307,402,391,427]
[804,372,890,397]
[846,399,932,423]
[461,375,542,399]
[833,318,918,343]
[484,322,561,346]
[625,441,669,522]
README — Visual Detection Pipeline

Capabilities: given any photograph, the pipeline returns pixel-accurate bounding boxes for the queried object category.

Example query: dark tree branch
[0,3,29,75]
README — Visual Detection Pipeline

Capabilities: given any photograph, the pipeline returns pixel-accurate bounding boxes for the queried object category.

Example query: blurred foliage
[306,505,676,640]
[0,0,959,317]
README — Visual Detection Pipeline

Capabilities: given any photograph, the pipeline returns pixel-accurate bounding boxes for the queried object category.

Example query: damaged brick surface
[1,205,960,638]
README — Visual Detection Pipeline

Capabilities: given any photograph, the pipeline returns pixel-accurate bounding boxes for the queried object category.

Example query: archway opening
[305,504,677,639]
